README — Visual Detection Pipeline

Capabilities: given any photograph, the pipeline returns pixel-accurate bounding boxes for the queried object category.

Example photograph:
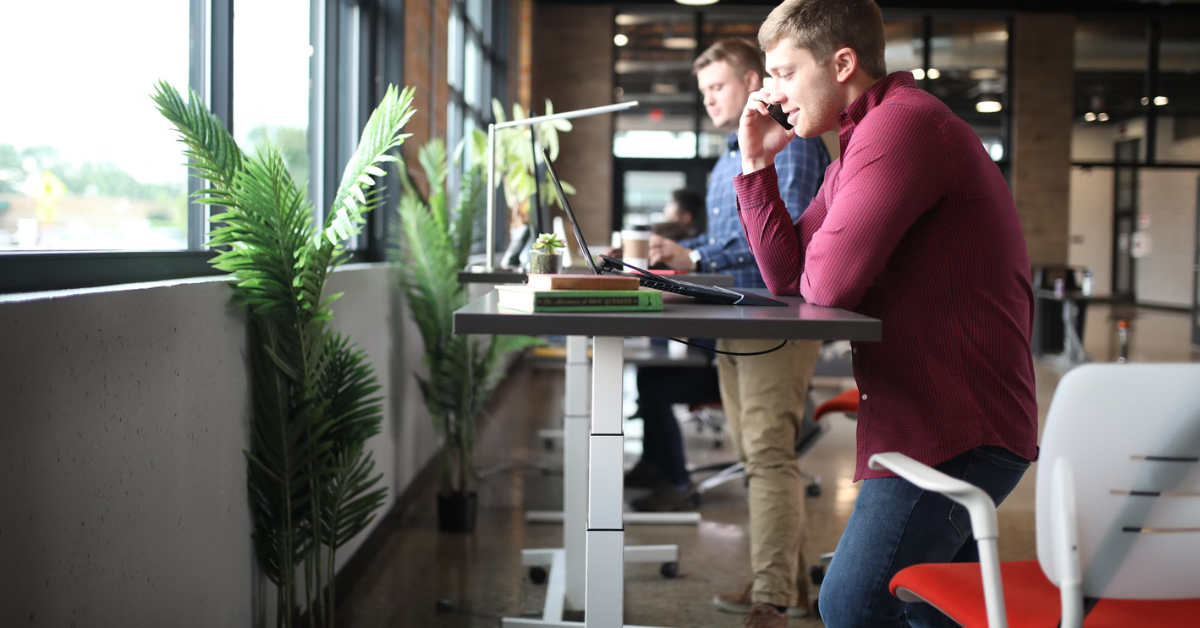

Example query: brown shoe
[713,583,809,618]
[743,604,788,628]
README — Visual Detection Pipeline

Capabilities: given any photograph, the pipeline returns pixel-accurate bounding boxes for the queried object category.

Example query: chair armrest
[868,453,999,540]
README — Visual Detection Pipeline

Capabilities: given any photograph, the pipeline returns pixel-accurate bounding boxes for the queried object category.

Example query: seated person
[651,189,706,244]
[625,339,721,510]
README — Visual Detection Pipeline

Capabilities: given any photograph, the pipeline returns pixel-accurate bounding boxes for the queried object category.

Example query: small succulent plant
[533,232,565,254]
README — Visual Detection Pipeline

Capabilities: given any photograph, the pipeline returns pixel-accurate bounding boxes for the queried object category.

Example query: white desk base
[504,336,677,628]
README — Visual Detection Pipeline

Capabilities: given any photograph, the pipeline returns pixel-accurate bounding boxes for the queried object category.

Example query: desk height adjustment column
[563,335,590,610]
[585,336,626,628]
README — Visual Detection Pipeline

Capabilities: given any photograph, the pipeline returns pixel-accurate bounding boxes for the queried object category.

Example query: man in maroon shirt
[731,1,1039,627]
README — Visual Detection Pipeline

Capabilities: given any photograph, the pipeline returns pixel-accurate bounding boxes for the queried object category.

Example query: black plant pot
[437,491,478,533]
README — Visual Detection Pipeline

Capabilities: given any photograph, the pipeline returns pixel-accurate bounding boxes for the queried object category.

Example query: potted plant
[530,233,565,274]
[153,82,415,627]
[396,135,540,533]
[489,98,576,227]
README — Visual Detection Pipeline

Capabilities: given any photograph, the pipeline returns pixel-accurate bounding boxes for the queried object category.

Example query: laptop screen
[539,148,599,276]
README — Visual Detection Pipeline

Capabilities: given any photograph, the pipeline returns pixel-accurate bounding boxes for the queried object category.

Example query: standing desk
[454,290,881,628]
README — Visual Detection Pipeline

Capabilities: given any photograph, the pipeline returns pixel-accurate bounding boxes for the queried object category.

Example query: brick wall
[1012,14,1075,266]
[532,4,615,248]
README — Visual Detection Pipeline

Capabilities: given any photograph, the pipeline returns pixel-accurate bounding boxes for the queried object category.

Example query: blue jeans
[819,446,1031,628]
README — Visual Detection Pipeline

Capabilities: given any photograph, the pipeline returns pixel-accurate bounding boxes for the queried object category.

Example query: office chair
[868,363,1200,628]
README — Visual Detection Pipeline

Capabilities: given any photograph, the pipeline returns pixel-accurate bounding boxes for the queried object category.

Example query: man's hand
[650,235,695,271]
[739,88,795,174]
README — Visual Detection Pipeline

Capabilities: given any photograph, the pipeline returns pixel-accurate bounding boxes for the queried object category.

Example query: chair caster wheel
[530,566,548,584]
[812,597,821,620]
[660,562,679,579]
[810,564,826,585]
[806,484,822,497]
[543,439,554,451]
[713,440,724,450]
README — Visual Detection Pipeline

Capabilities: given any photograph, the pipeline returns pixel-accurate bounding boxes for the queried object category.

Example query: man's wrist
[742,157,771,175]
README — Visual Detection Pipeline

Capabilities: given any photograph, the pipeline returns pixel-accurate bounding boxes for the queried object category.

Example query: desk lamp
[483,100,639,272]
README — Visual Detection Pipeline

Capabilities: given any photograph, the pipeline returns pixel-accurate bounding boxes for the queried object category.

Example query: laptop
[539,148,785,307]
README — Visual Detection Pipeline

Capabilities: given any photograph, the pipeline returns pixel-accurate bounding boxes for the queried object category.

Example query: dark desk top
[454,289,882,341]
[526,342,712,368]
[457,269,735,287]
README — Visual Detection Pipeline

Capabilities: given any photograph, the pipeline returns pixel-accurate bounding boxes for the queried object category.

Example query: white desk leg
[587,336,626,628]
[564,335,590,610]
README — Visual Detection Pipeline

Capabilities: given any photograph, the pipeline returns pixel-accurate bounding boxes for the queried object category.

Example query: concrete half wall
[0,265,435,627]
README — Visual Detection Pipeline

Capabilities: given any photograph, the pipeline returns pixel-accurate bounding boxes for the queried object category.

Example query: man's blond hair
[758,0,887,79]
[693,37,767,83]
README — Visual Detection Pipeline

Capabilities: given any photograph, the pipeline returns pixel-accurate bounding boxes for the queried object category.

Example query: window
[0,0,407,292]
[929,19,1009,163]
[0,1,191,251]
[613,11,699,159]
[1073,21,1148,162]
[448,0,507,184]
[234,0,314,194]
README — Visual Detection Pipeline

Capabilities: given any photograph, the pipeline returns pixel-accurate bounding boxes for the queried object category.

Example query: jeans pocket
[972,446,1032,472]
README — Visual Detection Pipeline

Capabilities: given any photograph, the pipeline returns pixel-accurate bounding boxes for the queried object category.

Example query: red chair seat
[814,388,860,422]
[890,560,1200,628]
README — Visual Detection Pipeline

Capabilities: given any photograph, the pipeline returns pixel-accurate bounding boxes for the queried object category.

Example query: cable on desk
[666,337,789,356]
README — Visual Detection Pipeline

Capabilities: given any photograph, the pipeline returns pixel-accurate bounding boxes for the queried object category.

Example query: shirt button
[730,150,737,158]
[852,347,858,354]
[861,394,868,401]
[709,238,715,244]
[738,256,744,262]
[713,208,720,215]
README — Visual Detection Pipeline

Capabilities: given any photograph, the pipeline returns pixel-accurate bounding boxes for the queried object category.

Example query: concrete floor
[337,303,1198,628]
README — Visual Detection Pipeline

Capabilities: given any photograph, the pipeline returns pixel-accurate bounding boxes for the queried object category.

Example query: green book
[496,285,663,313]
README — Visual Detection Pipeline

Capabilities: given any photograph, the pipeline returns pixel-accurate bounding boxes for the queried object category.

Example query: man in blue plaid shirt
[639,37,830,622]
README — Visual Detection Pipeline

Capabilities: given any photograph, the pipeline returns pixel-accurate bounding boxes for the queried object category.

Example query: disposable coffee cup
[621,227,650,270]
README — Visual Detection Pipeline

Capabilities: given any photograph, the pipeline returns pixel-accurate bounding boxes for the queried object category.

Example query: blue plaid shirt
[680,132,830,288]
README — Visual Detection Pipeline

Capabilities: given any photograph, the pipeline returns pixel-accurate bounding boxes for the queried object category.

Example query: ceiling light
[615,14,641,26]
[1084,112,1097,122]
[614,34,629,47]
[1141,97,1150,106]
[652,83,679,94]
[1098,112,1109,121]
[912,68,925,80]
[927,68,941,79]
[675,0,719,5]
[976,100,1002,113]
[663,37,698,49]
[1155,96,1169,106]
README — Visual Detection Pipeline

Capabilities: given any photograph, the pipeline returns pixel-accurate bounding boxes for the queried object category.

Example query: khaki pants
[717,338,822,608]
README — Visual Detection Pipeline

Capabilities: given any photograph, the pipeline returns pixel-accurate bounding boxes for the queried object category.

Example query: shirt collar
[837,71,917,154]
[726,131,739,152]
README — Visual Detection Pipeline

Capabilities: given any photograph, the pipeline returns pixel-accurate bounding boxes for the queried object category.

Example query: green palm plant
[396,134,540,507]
[152,80,416,627]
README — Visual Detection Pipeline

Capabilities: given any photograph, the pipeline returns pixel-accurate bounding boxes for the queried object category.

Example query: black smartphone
[767,103,794,131]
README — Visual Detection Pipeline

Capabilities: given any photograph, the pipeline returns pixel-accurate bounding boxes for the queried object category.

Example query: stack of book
[496,273,662,313]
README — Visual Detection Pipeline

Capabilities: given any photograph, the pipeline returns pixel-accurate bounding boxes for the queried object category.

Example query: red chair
[870,364,1200,628]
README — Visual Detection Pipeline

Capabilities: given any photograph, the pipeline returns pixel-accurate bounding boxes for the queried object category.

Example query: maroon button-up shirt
[734,72,1038,481]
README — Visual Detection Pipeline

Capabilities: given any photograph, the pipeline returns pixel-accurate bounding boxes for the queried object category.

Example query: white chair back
[1036,363,1200,600]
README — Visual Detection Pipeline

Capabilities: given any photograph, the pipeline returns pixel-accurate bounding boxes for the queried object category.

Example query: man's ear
[744,70,762,91]
[832,47,858,84]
